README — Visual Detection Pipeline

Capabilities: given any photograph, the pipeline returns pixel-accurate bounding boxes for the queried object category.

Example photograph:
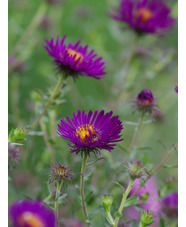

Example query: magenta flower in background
[63,218,84,227]
[161,193,178,218]
[133,88,157,114]
[175,86,178,93]
[58,110,123,155]
[8,143,21,170]
[109,0,176,35]
[45,35,106,79]
[9,200,55,227]
[125,177,160,226]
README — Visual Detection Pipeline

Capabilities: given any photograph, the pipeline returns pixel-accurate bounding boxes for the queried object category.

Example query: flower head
[48,163,74,185]
[109,0,176,35]
[140,211,155,226]
[101,194,113,213]
[9,200,55,227]
[45,35,106,80]
[125,160,147,180]
[57,110,123,155]
[8,143,21,170]
[133,88,157,114]
[161,193,178,218]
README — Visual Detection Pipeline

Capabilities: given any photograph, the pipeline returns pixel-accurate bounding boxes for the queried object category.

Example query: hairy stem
[114,179,134,227]
[80,152,90,226]
[54,180,62,227]
[33,76,64,129]
[39,119,55,164]
[132,144,177,197]
[128,113,144,157]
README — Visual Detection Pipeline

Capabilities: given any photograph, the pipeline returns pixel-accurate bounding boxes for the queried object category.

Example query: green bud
[101,194,113,213]
[140,211,155,226]
[141,192,150,201]
[9,126,28,142]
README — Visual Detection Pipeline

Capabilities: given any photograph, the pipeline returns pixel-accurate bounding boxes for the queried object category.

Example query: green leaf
[114,182,124,191]
[124,196,139,207]
[85,191,93,202]
[114,211,122,218]
[87,157,105,166]
[117,144,129,153]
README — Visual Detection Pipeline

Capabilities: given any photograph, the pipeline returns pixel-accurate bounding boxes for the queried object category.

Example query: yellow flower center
[18,212,44,227]
[56,167,68,177]
[136,8,153,22]
[76,124,97,143]
[66,49,84,65]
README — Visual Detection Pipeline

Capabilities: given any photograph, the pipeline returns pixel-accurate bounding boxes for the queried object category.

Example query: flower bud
[9,126,28,142]
[133,88,157,114]
[48,163,74,185]
[125,160,147,180]
[101,194,113,213]
[140,211,155,226]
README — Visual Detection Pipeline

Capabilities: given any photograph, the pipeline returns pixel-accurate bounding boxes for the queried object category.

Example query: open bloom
[9,200,55,227]
[58,110,123,155]
[109,0,176,35]
[133,88,157,114]
[44,35,106,79]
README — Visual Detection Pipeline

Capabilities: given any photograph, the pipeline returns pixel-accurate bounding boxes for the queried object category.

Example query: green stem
[132,144,177,197]
[33,76,65,129]
[80,152,90,226]
[107,212,115,226]
[11,2,47,55]
[54,180,62,227]
[39,119,55,164]
[114,179,134,227]
[128,113,144,158]
[139,222,145,227]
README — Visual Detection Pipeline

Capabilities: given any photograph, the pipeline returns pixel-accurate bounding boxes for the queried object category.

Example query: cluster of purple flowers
[9,0,177,226]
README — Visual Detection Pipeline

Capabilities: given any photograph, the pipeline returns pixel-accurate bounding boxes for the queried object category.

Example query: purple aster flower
[125,177,160,226]
[8,143,21,170]
[161,193,178,218]
[9,200,55,227]
[44,35,106,80]
[48,162,74,185]
[109,0,176,35]
[57,110,123,155]
[175,85,178,93]
[133,88,157,114]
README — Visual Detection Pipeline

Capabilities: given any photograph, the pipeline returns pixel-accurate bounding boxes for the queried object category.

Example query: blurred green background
[8,0,178,226]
